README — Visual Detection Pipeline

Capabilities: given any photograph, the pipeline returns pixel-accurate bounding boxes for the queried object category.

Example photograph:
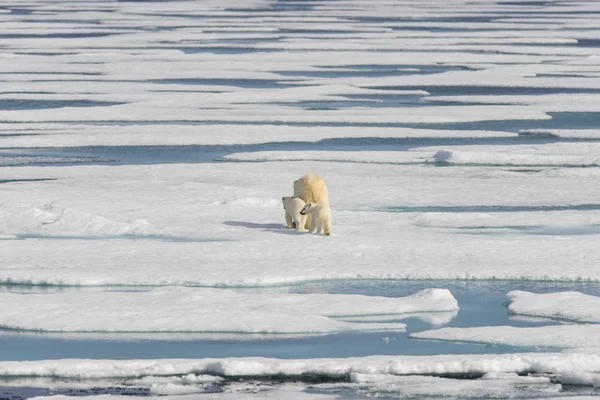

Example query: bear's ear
[282,196,286,201]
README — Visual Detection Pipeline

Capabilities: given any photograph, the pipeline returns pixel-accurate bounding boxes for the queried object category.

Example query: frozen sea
[2,0,600,399]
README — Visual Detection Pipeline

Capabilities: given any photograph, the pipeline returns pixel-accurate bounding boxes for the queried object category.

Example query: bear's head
[300,202,317,216]
[282,196,291,208]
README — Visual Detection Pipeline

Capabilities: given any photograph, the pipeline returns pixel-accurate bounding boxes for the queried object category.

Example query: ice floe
[508,291,600,323]
[1,161,600,286]
[349,372,560,398]
[0,125,515,148]
[20,374,566,399]
[411,325,600,351]
[222,151,430,164]
[2,2,600,399]
[432,149,600,167]
[0,353,599,381]
[0,287,456,335]
[0,203,160,238]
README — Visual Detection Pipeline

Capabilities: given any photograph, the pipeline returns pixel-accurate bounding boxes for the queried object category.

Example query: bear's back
[293,173,329,205]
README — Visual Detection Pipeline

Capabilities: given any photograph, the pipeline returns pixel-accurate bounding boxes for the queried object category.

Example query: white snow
[0,125,514,148]
[0,202,160,238]
[2,0,600,397]
[222,151,430,164]
[24,374,564,399]
[30,386,340,400]
[508,291,600,323]
[0,353,598,381]
[411,325,600,351]
[0,287,457,335]
[0,103,551,124]
[349,372,560,398]
[432,149,600,167]
[1,161,600,285]
[427,94,600,113]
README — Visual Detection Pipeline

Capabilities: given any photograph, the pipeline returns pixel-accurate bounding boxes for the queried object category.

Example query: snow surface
[432,149,600,167]
[3,0,600,397]
[349,372,560,398]
[30,388,340,400]
[24,374,566,399]
[508,291,600,323]
[0,125,514,148]
[411,325,600,351]
[411,290,600,353]
[2,161,600,286]
[1,353,599,382]
[221,151,430,164]
[0,287,457,335]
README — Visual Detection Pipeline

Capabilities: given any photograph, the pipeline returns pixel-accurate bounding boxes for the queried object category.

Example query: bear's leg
[324,219,332,236]
[293,215,304,231]
[300,215,308,231]
[285,211,294,228]
[309,215,318,234]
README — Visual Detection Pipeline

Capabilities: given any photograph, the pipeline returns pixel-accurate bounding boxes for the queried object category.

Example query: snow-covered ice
[349,372,560,398]
[0,125,514,148]
[411,325,600,351]
[432,149,600,167]
[222,150,430,165]
[0,353,599,384]
[0,353,599,398]
[3,0,600,397]
[411,290,600,352]
[2,161,600,286]
[508,291,600,323]
[0,287,456,335]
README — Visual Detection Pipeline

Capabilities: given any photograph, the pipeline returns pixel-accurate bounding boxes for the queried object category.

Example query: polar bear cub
[300,202,332,236]
[282,196,307,231]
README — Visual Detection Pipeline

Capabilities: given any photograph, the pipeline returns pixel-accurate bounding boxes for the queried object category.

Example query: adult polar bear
[293,173,329,230]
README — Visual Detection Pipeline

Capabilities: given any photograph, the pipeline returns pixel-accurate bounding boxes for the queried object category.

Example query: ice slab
[432,149,600,167]
[0,125,516,148]
[508,291,600,323]
[1,161,600,286]
[0,103,551,124]
[411,325,600,350]
[0,203,160,238]
[31,386,340,400]
[0,287,458,335]
[349,372,559,398]
[22,374,565,399]
[411,210,600,230]
[1,353,600,381]
[427,94,600,113]
[222,150,430,164]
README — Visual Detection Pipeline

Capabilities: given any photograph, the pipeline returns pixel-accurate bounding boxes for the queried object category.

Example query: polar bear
[282,196,307,231]
[293,174,329,229]
[300,202,332,236]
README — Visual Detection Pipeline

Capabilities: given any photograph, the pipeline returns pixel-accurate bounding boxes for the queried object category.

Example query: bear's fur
[282,196,307,231]
[300,202,332,236]
[293,174,329,229]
